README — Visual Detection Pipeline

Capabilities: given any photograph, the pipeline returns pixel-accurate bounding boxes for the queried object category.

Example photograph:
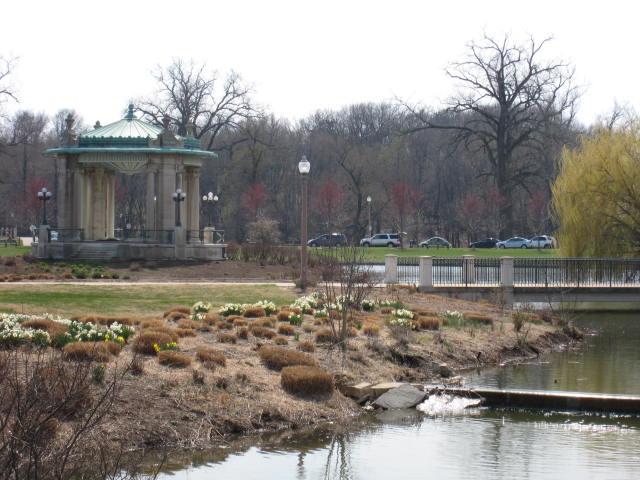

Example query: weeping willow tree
[552,127,640,257]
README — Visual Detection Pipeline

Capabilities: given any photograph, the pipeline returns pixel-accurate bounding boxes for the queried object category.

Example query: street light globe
[298,155,311,175]
[207,192,214,200]
[366,195,372,203]
[213,195,219,202]
[202,195,207,202]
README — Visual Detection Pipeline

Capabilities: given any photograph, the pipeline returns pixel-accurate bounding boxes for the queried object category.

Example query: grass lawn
[0,283,297,316]
[311,246,558,262]
[0,246,31,257]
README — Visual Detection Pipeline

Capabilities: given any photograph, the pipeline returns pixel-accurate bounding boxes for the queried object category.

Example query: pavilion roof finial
[125,104,136,121]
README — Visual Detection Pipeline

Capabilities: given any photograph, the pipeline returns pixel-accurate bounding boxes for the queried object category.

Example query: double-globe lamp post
[366,195,372,237]
[37,187,52,225]
[172,188,186,227]
[201,192,219,227]
[298,155,311,290]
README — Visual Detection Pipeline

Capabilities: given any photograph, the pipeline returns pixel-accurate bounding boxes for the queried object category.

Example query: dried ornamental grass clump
[462,312,494,326]
[177,319,199,329]
[297,341,316,353]
[232,318,248,327]
[243,307,266,318]
[62,342,111,362]
[133,331,175,355]
[362,324,380,337]
[277,324,296,336]
[217,333,237,344]
[145,326,179,342]
[281,366,333,397]
[216,321,234,330]
[274,336,289,345]
[258,346,317,370]
[314,328,336,343]
[175,328,197,338]
[276,311,291,322]
[237,326,250,339]
[164,306,192,318]
[255,318,275,328]
[158,351,192,368]
[22,318,68,339]
[418,316,441,330]
[250,326,276,339]
[196,349,227,367]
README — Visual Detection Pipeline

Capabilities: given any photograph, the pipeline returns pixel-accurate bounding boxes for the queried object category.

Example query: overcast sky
[1,0,636,129]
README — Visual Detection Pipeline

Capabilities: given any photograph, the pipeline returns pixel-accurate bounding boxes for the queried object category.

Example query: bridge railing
[384,255,640,288]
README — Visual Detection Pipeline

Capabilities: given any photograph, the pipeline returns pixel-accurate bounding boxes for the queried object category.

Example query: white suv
[526,235,555,249]
[359,233,401,247]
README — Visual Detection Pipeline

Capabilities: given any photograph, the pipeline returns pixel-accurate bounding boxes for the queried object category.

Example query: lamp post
[366,195,372,237]
[37,188,52,225]
[298,155,311,290]
[172,188,186,227]
[201,191,218,227]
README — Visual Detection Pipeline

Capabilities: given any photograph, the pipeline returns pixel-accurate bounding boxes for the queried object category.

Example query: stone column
[500,256,515,307]
[82,168,94,240]
[92,168,106,239]
[185,167,200,234]
[55,155,68,228]
[384,254,398,284]
[105,170,116,238]
[419,256,433,291]
[156,160,177,230]
[73,165,84,231]
[145,167,157,230]
[463,255,476,285]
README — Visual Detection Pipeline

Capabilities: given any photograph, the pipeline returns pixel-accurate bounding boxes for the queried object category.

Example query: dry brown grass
[22,318,68,339]
[380,307,393,314]
[243,307,266,318]
[276,311,291,322]
[347,327,358,337]
[255,318,275,328]
[217,333,237,344]
[163,306,191,318]
[232,318,248,327]
[463,312,494,325]
[416,310,438,317]
[237,326,250,339]
[195,349,227,367]
[104,341,122,355]
[216,321,234,330]
[157,351,192,368]
[314,328,336,343]
[274,336,289,345]
[258,346,317,370]
[62,342,111,362]
[133,331,175,355]
[203,312,219,325]
[277,324,296,336]
[363,324,380,337]
[139,319,164,330]
[297,341,316,352]
[281,366,333,397]
[418,316,441,330]
[177,319,198,329]
[250,326,277,339]
[145,327,179,342]
[175,328,197,338]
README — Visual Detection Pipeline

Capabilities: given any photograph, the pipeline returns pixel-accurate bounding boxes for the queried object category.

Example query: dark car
[469,237,500,249]
[419,236,452,248]
[308,233,347,247]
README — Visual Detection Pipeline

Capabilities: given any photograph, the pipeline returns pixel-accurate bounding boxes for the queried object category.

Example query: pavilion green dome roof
[81,106,163,141]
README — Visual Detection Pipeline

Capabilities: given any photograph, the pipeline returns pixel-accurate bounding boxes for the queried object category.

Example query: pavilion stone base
[32,242,226,262]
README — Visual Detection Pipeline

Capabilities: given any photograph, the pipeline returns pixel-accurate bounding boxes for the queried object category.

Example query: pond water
[157,312,640,480]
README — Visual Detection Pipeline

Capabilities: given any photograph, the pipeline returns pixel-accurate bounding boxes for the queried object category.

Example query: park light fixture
[366,195,372,237]
[172,188,186,227]
[37,187,53,225]
[201,191,219,227]
[298,155,311,290]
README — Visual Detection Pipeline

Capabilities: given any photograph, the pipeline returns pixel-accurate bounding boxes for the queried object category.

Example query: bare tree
[136,58,259,150]
[0,56,18,113]
[406,34,579,234]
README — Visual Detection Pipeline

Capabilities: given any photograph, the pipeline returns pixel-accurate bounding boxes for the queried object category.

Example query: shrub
[418,316,441,330]
[362,324,380,337]
[512,310,527,332]
[133,331,174,355]
[237,326,249,339]
[217,333,237,344]
[196,349,227,367]
[243,307,266,318]
[274,336,289,345]
[258,346,317,370]
[175,328,197,338]
[281,366,333,397]
[158,351,192,368]
[297,341,316,352]
[462,312,494,326]
[277,324,296,336]
[314,328,336,343]
[63,342,111,362]
[250,326,276,339]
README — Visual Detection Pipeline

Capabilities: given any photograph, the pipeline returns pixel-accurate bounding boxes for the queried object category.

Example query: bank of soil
[91,289,575,452]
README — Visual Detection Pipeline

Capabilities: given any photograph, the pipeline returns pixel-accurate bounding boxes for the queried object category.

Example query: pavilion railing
[47,228,84,243]
[187,229,225,244]
[514,258,640,287]
[113,229,174,244]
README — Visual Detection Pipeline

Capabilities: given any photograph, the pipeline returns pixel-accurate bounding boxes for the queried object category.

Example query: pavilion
[34,105,225,261]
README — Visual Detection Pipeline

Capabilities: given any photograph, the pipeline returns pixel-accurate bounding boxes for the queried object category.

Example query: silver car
[526,235,555,249]
[495,237,529,249]
[359,233,400,247]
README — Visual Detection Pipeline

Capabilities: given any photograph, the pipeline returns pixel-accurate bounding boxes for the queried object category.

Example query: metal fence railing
[514,258,640,287]
[398,256,420,284]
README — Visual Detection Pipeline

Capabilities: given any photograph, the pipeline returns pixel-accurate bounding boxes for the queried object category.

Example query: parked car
[526,235,555,249]
[307,233,347,247]
[469,237,500,249]
[495,237,529,249]
[359,233,401,247]
[419,236,451,248]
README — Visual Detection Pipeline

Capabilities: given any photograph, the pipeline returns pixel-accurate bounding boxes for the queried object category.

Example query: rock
[370,382,406,398]
[373,384,427,409]
[437,363,454,378]
[339,382,373,399]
